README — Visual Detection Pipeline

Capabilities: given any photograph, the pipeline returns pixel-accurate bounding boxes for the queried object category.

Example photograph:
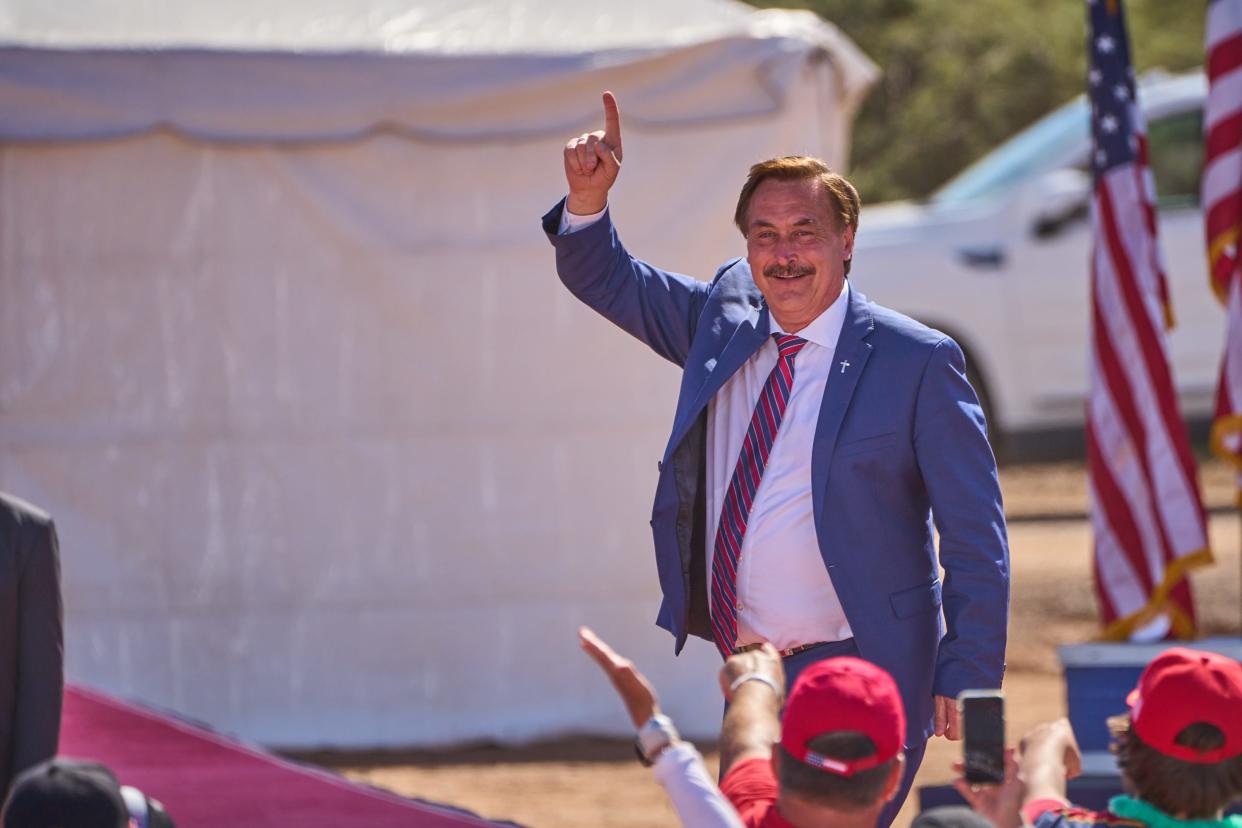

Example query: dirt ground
[293,459,1242,828]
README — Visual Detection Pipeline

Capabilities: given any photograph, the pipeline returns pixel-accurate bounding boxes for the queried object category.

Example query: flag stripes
[1206,0,1242,501]
[1087,0,1209,640]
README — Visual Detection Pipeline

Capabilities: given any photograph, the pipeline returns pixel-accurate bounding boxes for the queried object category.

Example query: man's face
[744,178,854,333]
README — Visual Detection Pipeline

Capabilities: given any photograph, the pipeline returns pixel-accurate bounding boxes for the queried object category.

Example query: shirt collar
[769,279,850,350]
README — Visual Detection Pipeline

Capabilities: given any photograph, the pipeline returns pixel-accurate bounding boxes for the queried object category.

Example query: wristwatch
[634,714,680,766]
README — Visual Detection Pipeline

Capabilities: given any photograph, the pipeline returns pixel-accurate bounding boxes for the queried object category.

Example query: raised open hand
[563,91,623,216]
[578,626,657,728]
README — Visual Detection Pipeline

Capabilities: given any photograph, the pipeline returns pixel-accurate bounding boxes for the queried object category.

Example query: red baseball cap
[1126,647,1242,764]
[780,656,905,776]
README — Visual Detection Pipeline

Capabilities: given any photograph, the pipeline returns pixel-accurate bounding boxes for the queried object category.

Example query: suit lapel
[667,304,770,456]
[811,288,876,532]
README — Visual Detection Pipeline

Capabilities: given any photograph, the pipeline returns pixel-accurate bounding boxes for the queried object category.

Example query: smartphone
[958,689,1005,785]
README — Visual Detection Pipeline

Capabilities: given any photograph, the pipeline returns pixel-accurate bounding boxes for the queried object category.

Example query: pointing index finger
[579,627,621,672]
[602,91,623,158]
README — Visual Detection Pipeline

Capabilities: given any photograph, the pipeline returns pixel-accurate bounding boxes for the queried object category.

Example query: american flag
[1206,0,1242,503]
[1085,0,1209,640]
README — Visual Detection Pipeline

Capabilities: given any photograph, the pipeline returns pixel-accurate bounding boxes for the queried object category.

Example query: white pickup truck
[852,71,1216,458]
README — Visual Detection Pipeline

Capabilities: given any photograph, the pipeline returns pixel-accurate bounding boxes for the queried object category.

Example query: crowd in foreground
[2,494,1241,828]
[581,628,1242,828]
[2,639,1237,828]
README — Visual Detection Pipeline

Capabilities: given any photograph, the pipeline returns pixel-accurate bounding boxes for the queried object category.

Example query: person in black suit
[0,493,63,797]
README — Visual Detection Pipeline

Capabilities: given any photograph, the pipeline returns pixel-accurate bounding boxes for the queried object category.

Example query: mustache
[763,262,815,279]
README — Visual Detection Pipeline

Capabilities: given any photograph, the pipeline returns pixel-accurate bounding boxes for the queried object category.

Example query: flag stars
[1089,15,1141,174]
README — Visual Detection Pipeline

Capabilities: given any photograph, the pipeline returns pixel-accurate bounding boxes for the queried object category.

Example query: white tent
[0,0,876,747]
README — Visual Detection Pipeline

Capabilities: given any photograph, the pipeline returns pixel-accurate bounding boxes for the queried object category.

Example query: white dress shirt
[705,285,853,649]
[560,204,853,650]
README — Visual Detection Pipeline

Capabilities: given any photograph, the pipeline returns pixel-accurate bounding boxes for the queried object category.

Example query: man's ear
[842,223,856,260]
[882,754,906,803]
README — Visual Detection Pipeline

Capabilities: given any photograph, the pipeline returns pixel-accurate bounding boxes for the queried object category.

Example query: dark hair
[1109,713,1242,818]
[733,156,861,275]
[777,731,896,811]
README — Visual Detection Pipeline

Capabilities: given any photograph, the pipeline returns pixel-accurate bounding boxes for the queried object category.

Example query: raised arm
[544,92,711,367]
[717,644,785,777]
[579,628,743,828]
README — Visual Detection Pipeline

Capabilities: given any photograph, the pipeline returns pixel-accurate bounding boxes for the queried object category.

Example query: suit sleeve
[543,199,711,367]
[913,338,1010,696]
[12,516,63,775]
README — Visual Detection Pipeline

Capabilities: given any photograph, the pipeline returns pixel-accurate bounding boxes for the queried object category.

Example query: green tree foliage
[746,0,1206,204]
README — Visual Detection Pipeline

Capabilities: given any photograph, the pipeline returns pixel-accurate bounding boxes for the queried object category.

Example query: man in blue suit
[545,93,1009,823]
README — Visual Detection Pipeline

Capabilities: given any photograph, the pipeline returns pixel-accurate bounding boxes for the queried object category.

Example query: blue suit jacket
[544,201,1009,742]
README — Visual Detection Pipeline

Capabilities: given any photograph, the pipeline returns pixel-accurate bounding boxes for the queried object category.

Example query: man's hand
[718,643,785,704]
[935,695,961,740]
[578,626,658,728]
[563,91,624,216]
[953,748,1026,828]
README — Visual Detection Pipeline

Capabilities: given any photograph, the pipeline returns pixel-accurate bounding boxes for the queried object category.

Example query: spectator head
[776,656,906,814]
[2,759,128,828]
[1110,647,1242,818]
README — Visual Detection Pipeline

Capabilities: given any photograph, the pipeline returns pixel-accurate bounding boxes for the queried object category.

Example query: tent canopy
[0,0,877,143]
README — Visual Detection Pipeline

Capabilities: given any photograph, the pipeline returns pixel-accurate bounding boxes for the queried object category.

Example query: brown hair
[733,156,862,275]
[777,730,896,811]
[1109,713,1242,818]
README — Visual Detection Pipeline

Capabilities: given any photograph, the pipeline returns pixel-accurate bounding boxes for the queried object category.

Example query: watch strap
[635,714,679,765]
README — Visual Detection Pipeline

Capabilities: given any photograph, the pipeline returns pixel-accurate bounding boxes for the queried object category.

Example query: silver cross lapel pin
[839,360,850,374]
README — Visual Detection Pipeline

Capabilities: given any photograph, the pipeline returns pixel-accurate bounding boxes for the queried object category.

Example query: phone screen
[961,692,1005,784]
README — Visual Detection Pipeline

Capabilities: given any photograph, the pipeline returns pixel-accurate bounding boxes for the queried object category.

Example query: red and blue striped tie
[710,333,808,658]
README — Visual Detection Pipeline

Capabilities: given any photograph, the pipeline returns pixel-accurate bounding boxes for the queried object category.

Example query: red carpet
[57,686,518,828]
